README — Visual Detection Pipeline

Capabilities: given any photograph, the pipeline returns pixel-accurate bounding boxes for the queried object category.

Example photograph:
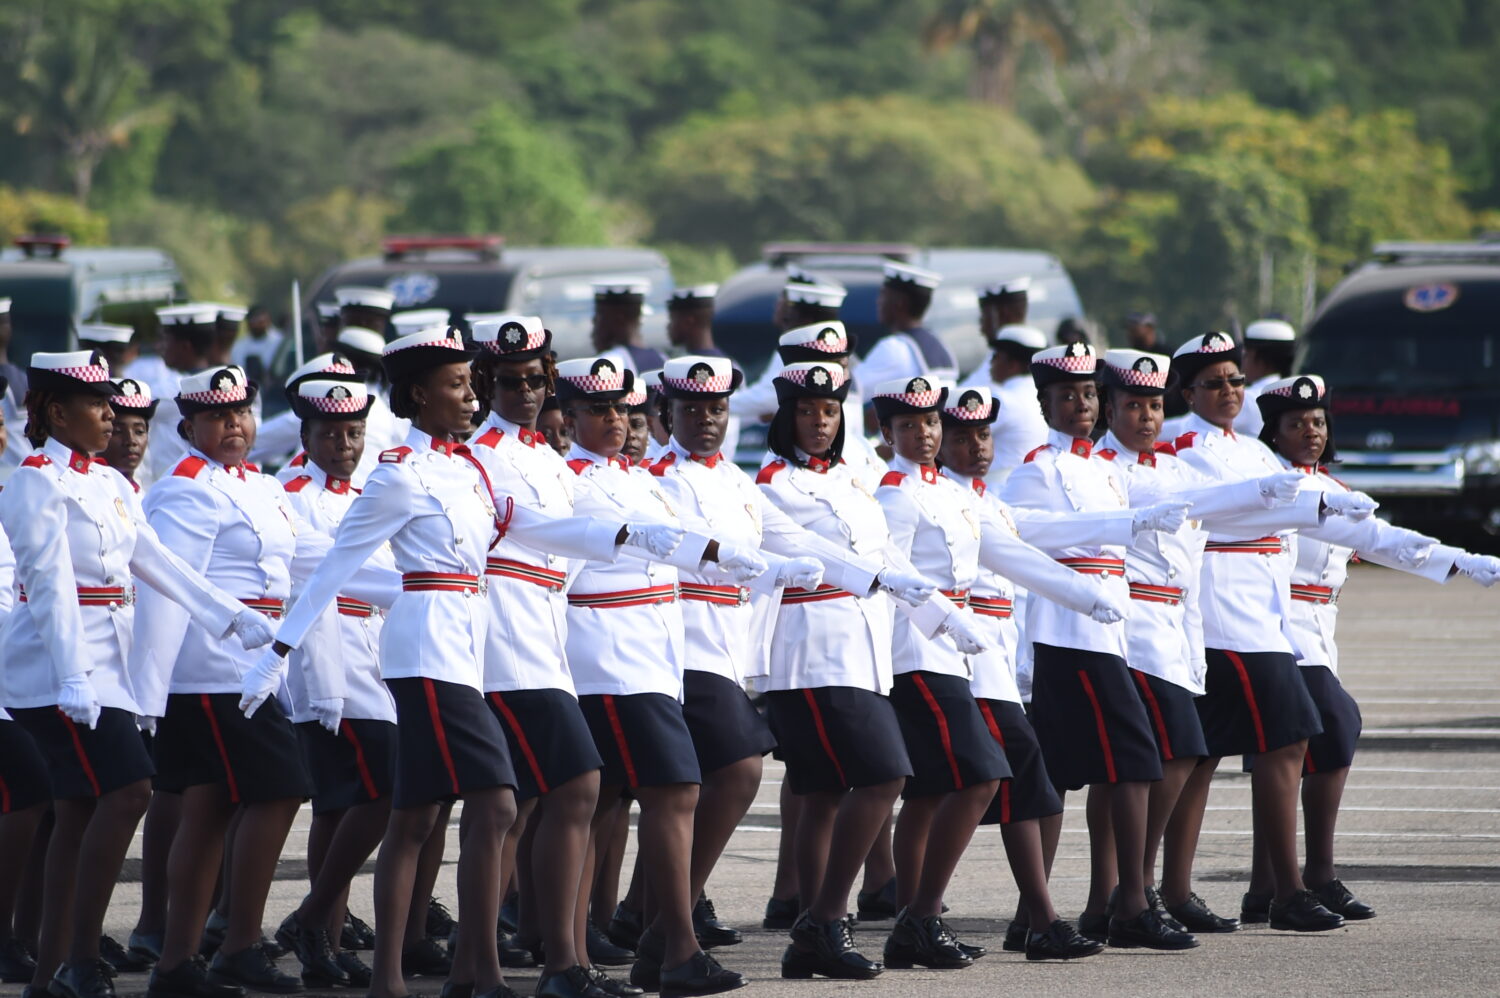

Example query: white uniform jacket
[1285,462,1460,674]
[651,439,882,686]
[856,327,959,389]
[562,445,713,699]
[281,463,398,723]
[2,439,242,713]
[0,522,11,721]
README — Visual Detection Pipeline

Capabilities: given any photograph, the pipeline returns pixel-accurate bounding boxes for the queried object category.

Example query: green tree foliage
[0,186,109,245]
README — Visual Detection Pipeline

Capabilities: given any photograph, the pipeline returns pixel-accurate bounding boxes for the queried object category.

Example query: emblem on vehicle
[1366,430,1395,450]
[1404,282,1458,313]
[386,272,440,307]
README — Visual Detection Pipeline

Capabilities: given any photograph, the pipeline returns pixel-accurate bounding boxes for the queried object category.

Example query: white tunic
[1,439,241,713]
[855,327,959,388]
[281,463,398,723]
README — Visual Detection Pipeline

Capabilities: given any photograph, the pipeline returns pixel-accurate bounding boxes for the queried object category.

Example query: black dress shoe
[439,980,473,998]
[587,966,644,998]
[1,936,38,982]
[286,913,350,988]
[497,892,520,935]
[1107,909,1200,950]
[495,932,536,969]
[198,913,228,959]
[473,986,519,998]
[147,957,246,998]
[607,904,644,952]
[587,923,636,967]
[855,878,898,922]
[272,916,297,960]
[1311,879,1376,920]
[1268,890,1344,932]
[508,934,544,966]
[128,932,164,966]
[1076,911,1109,942]
[627,928,663,991]
[52,960,117,998]
[658,951,745,997]
[402,936,453,977]
[100,934,153,973]
[426,898,457,941]
[783,912,881,980]
[1145,886,1187,932]
[882,909,972,970]
[1026,920,1105,961]
[1166,892,1239,933]
[1240,891,1271,924]
[691,897,740,950]
[341,911,375,952]
[1002,920,1028,952]
[259,934,287,962]
[334,951,371,987]
[207,945,302,993]
[760,896,798,931]
[536,965,607,998]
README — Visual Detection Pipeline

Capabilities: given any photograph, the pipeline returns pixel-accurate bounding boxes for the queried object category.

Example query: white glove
[137,715,157,736]
[714,544,769,584]
[230,608,276,650]
[1088,587,1131,625]
[238,648,287,718]
[774,556,824,591]
[58,675,101,729]
[311,698,345,735]
[1456,552,1500,587]
[1395,535,1433,569]
[1132,500,1191,535]
[877,569,937,607]
[624,522,686,559]
[1257,471,1306,505]
[938,611,987,655]
[1324,491,1378,521]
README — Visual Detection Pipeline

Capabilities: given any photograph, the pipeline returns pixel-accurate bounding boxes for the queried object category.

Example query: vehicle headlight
[1461,441,1500,476]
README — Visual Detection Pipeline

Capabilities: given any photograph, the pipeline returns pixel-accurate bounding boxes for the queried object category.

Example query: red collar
[67,451,93,474]
[971,478,986,496]
[805,455,832,474]
[327,476,352,494]
[517,427,540,448]
[430,436,471,458]
[690,451,723,469]
[1069,437,1092,458]
[917,464,938,484]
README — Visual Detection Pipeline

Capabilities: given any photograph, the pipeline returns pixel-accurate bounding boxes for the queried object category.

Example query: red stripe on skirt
[489,692,549,795]
[600,695,639,789]
[1076,671,1118,783]
[800,689,847,786]
[421,679,461,794]
[199,695,241,804]
[1131,670,1175,762]
[1222,651,1268,753]
[56,710,103,797]
[975,700,1011,823]
[911,674,964,789]
[341,721,380,800]
[1304,749,1317,774]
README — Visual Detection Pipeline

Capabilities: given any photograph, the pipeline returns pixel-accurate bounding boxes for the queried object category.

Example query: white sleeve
[975,504,1098,614]
[853,337,916,396]
[128,511,242,639]
[0,469,88,687]
[1011,506,1135,549]
[756,490,881,596]
[1300,516,1459,584]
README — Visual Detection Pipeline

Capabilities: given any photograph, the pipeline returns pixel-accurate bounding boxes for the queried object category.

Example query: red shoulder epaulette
[283,475,314,493]
[20,453,51,468]
[880,471,907,488]
[1173,431,1198,451]
[649,452,677,477]
[566,458,592,476]
[289,451,308,467]
[172,456,208,479]
[379,446,412,464]
[1154,441,1177,456]
[756,459,787,484]
[1095,448,1117,461]
[244,461,261,474]
[473,426,503,449]
[1023,444,1051,464]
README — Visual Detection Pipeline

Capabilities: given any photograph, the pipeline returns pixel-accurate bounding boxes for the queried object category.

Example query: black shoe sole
[1268,918,1344,932]
[1107,933,1200,950]
[881,949,972,970]
[298,969,349,989]
[779,945,881,981]
[205,974,300,995]
[658,977,747,998]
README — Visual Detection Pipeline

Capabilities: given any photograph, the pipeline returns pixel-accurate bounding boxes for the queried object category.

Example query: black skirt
[888,671,1010,798]
[387,677,516,809]
[1197,649,1322,757]
[680,671,778,775]
[153,693,313,803]
[296,719,397,815]
[764,686,913,795]
[0,716,55,810]
[1302,666,1362,774]
[1029,644,1163,791]
[1128,669,1209,763]
[579,692,701,790]
[486,688,603,802]
[976,699,1063,825]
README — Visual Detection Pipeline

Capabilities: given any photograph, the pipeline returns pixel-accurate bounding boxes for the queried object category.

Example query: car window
[1302,292,1500,392]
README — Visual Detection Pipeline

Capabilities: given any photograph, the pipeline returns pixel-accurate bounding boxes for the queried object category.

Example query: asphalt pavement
[5,563,1498,998]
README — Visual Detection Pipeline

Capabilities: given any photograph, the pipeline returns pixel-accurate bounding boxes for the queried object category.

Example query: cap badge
[329,385,351,400]
[592,359,616,377]
[961,392,982,412]
[1066,342,1085,357]
[819,327,839,343]
[1203,331,1232,351]
[211,370,236,391]
[909,377,930,393]
[1296,380,1316,399]
[503,323,524,344]
[120,380,139,396]
[1136,357,1156,373]
[811,366,830,387]
[689,363,713,384]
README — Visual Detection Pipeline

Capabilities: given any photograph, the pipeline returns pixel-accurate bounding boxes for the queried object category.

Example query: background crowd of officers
[1,264,1498,998]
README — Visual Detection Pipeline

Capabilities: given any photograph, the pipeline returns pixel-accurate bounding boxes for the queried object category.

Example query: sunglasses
[495,373,549,391]
[1191,375,1248,391]
[576,402,631,417]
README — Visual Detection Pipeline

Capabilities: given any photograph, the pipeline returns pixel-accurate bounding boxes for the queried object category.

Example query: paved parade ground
[9,562,1499,998]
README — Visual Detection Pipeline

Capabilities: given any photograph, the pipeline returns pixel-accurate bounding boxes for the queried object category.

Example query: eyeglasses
[1191,375,1248,391]
[577,402,630,417]
[495,374,549,391]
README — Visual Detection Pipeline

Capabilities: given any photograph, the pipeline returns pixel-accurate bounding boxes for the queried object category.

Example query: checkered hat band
[181,386,248,405]
[55,365,109,383]
[111,394,153,408]
[622,390,647,405]
[482,327,547,353]
[663,374,732,393]
[800,335,848,353]
[1198,339,1235,354]
[388,337,464,354]
[561,372,624,393]
[1264,383,1323,399]
[874,389,941,407]
[303,393,367,414]
[322,361,357,375]
[1110,366,1167,389]
[780,368,845,389]
[943,402,993,420]
[1039,354,1096,374]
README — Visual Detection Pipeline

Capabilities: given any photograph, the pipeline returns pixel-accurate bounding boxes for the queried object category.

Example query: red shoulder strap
[283,475,314,493]
[649,452,677,477]
[172,456,208,479]
[379,446,412,464]
[879,470,907,488]
[1095,448,1117,461]
[1153,441,1177,456]
[288,451,308,467]
[244,461,261,474]
[1023,444,1050,464]
[20,453,51,469]
[1173,431,1198,451]
[566,458,592,476]
[755,459,787,484]
[474,426,503,450]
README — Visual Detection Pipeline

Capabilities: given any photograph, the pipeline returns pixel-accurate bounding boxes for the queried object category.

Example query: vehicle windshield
[1300,295,1500,392]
